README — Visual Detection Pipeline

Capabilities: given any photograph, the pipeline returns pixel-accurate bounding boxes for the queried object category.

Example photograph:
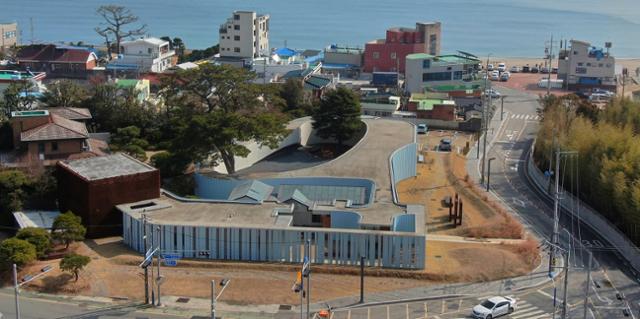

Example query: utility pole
[13,263,20,319]
[583,250,592,319]
[150,222,155,306]
[549,147,561,275]
[211,280,216,319]
[547,35,553,96]
[481,53,492,184]
[487,157,496,191]
[500,96,505,121]
[359,256,365,304]
[561,249,570,319]
[306,239,311,319]
[156,226,162,306]
[142,214,149,304]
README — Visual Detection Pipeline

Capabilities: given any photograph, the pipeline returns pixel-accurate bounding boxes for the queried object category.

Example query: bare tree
[95,5,147,58]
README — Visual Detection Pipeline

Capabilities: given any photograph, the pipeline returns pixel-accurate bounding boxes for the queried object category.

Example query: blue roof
[304,51,324,64]
[106,63,140,71]
[227,180,273,203]
[274,47,297,58]
[322,63,357,70]
[280,189,314,208]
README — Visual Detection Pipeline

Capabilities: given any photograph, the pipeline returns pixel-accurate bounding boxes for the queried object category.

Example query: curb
[333,294,468,310]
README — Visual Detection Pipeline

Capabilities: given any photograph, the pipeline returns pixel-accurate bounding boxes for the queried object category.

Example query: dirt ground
[400,130,510,236]
[15,236,537,306]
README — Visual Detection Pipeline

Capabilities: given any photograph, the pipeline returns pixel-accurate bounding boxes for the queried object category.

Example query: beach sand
[494,57,640,72]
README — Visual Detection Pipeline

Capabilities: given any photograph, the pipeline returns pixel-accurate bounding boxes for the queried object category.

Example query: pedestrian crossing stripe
[510,114,540,120]
[472,298,551,319]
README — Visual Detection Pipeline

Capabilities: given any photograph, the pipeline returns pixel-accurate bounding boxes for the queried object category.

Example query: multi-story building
[404,53,480,93]
[557,40,616,91]
[363,22,441,73]
[0,22,18,52]
[219,11,269,59]
[109,37,176,73]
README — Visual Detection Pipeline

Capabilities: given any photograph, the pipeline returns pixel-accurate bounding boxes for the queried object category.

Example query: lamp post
[486,157,496,191]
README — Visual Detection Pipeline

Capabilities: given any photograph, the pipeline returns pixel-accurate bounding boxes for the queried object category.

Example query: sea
[2,0,640,57]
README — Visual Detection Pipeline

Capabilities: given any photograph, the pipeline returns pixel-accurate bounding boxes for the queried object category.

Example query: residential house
[323,45,363,77]
[219,11,270,59]
[363,22,441,73]
[8,109,105,165]
[360,94,401,117]
[109,37,176,73]
[115,79,151,102]
[1,22,18,52]
[16,44,98,78]
[557,40,616,91]
[405,53,480,93]
[407,93,456,121]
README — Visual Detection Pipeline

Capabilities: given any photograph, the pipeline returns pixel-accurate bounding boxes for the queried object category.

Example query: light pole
[486,157,496,191]
[13,263,20,319]
[211,280,216,319]
[481,53,492,185]
[500,96,505,121]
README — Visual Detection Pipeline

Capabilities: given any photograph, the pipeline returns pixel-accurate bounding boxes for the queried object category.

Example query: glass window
[147,48,152,54]
[423,72,452,82]
[234,35,240,41]
[234,47,241,53]
[51,141,58,151]
[586,63,592,67]
[234,14,240,20]
[577,62,583,66]
[38,143,45,153]
[453,71,463,80]
[423,60,431,68]
[575,67,587,74]
[234,25,240,30]
[373,52,379,59]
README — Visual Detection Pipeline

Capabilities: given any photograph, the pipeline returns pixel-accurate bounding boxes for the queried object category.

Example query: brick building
[16,44,98,78]
[57,153,160,237]
[363,22,441,73]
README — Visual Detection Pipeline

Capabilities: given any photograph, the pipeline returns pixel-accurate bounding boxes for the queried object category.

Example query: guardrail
[525,144,640,272]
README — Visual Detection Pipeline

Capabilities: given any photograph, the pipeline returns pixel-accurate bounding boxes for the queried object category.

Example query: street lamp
[13,263,54,319]
[486,157,496,191]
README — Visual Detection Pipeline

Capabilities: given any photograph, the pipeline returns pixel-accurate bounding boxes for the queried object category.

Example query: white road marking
[512,309,545,318]
[537,289,555,300]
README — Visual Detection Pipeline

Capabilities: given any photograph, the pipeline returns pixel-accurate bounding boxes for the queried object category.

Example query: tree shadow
[40,273,74,293]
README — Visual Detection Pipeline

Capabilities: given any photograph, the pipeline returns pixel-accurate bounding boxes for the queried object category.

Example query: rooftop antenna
[605,42,612,55]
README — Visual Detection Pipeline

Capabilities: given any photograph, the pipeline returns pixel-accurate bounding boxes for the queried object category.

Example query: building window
[373,52,379,59]
[575,67,587,74]
[390,52,396,59]
[234,25,240,30]
[429,35,438,55]
[598,63,603,67]
[453,71,463,80]
[38,143,45,153]
[234,47,240,53]
[234,35,240,41]
[51,141,58,151]
[234,14,240,20]
[423,71,452,82]
[147,48,152,54]
[606,64,612,68]
[573,51,578,55]
[586,63,591,67]
[577,62,583,66]
[423,60,431,68]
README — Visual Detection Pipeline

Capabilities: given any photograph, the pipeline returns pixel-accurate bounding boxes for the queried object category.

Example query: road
[480,86,640,318]
[0,290,186,319]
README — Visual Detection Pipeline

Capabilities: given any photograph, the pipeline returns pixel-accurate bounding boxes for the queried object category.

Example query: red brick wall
[416,104,455,121]
[363,42,425,73]
[57,165,160,237]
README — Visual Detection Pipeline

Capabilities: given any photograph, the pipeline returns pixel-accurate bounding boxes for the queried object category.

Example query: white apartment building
[114,37,176,73]
[1,22,19,52]
[558,40,616,90]
[405,53,480,93]
[219,11,269,59]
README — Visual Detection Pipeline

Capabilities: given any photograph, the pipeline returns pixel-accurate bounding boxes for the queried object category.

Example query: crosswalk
[510,114,540,121]
[475,296,552,319]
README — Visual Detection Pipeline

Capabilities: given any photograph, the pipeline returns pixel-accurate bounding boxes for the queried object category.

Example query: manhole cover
[279,304,293,310]
[176,297,190,303]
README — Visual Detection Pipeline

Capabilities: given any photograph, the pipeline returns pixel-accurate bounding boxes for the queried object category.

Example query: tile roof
[21,113,89,142]
[304,75,332,90]
[58,153,156,181]
[17,44,96,64]
[46,107,92,121]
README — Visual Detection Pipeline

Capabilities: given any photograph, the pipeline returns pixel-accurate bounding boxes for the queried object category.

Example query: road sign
[163,259,177,267]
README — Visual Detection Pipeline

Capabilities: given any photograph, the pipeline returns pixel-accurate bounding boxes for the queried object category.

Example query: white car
[497,63,507,72]
[485,88,501,99]
[416,124,428,134]
[509,66,520,73]
[487,64,494,71]
[489,71,500,81]
[472,296,517,319]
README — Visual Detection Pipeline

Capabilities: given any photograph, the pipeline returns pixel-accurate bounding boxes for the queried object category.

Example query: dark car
[521,65,530,73]
[530,66,539,73]
[439,138,452,152]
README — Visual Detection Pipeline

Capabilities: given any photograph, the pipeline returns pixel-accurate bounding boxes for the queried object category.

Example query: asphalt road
[481,86,640,319]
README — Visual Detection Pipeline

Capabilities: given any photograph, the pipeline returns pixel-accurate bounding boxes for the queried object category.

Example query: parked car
[540,66,551,74]
[530,66,539,73]
[472,296,517,319]
[497,63,507,72]
[500,72,510,81]
[509,66,520,73]
[417,124,428,134]
[552,67,558,74]
[487,64,494,71]
[485,88,501,99]
[592,88,615,97]
[489,71,500,81]
[521,65,530,73]
[589,93,612,102]
[439,138,452,152]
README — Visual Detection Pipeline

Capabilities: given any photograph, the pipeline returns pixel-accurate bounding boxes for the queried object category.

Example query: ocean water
[2,0,640,57]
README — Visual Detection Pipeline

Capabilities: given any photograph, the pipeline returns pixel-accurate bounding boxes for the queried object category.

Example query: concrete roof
[58,153,156,181]
[122,37,168,46]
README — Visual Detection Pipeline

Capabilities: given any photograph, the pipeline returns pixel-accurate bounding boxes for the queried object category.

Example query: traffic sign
[163,259,178,267]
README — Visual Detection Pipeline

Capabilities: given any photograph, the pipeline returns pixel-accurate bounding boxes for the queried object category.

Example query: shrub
[16,227,52,258]
[0,237,37,268]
